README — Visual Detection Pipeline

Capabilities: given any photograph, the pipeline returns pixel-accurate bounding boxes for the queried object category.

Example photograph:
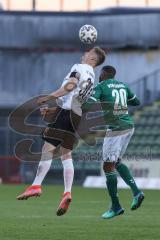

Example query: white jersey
[57,64,95,116]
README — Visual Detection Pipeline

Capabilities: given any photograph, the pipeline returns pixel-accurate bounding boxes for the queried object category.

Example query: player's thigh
[60,146,72,160]
[42,142,56,153]
[40,142,57,161]
[120,129,134,157]
[103,135,122,162]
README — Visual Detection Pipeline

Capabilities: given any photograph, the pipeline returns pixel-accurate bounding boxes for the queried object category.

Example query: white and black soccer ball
[79,25,97,44]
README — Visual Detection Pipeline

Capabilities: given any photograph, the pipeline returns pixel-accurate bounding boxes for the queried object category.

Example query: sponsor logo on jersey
[108,83,125,88]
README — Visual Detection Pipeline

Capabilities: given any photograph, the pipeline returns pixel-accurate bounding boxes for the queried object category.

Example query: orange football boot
[56,192,72,216]
[16,185,42,200]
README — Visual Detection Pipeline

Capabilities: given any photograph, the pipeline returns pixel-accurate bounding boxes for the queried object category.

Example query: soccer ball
[79,25,97,44]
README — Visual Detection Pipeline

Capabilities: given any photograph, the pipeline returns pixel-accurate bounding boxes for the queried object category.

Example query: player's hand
[37,96,50,105]
[37,95,56,105]
[40,107,48,116]
[41,107,58,122]
[40,107,57,116]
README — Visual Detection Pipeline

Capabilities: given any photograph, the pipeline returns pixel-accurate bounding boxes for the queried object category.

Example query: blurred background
[1,0,160,11]
[0,0,160,188]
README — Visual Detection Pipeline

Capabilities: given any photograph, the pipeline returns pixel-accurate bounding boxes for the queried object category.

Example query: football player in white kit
[17,47,106,216]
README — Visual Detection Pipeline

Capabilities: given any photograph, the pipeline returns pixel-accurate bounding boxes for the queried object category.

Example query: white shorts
[103,128,134,162]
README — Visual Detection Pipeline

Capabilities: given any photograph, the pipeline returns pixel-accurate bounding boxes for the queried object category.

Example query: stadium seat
[125,101,160,157]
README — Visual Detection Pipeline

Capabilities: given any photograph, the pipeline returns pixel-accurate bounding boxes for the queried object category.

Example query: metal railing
[130,68,160,107]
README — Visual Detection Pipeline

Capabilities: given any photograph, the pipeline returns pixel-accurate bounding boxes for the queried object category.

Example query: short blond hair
[94,47,106,66]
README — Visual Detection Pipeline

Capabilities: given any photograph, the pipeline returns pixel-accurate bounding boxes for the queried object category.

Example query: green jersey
[85,79,140,131]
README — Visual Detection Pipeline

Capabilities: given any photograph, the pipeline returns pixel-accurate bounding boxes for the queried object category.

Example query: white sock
[62,159,74,193]
[32,159,52,186]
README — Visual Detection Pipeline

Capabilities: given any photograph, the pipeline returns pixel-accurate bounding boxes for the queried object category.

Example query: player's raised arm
[37,66,80,105]
[127,86,140,106]
[50,77,78,97]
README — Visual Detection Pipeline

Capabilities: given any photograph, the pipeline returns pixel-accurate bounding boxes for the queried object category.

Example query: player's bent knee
[103,162,116,173]
[41,142,56,160]
[42,142,56,153]
[60,147,72,160]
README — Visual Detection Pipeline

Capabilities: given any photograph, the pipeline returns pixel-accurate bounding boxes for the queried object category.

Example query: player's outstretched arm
[37,77,78,105]
[127,96,140,106]
[126,85,140,106]
[53,77,78,97]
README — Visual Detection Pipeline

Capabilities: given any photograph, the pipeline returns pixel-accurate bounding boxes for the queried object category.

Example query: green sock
[105,171,121,211]
[116,163,140,196]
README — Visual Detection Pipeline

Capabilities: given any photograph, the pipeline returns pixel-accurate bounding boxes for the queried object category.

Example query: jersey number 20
[112,89,127,110]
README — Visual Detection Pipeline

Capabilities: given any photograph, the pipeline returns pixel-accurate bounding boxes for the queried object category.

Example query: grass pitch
[0,185,159,240]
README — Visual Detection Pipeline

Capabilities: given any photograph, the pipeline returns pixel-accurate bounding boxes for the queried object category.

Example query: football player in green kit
[85,65,144,219]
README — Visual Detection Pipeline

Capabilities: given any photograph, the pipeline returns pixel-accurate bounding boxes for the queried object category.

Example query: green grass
[0,185,160,240]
